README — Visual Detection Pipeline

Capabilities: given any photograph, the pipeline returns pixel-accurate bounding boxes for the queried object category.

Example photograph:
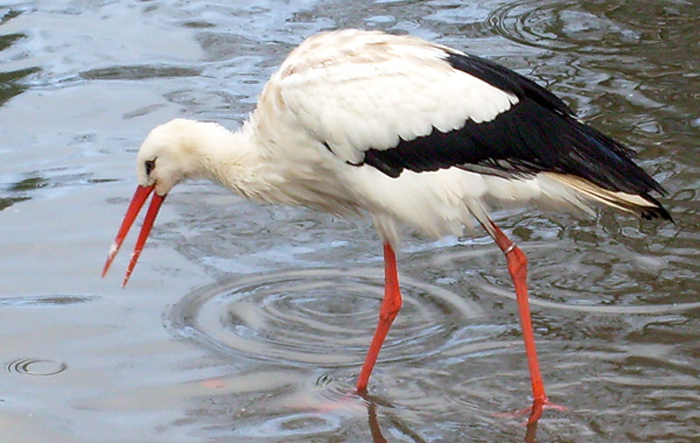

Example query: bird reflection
[525,419,539,443]
[359,390,546,443]
[367,401,388,443]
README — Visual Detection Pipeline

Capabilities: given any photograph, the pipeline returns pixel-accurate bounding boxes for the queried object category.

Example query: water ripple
[231,412,343,438]
[5,358,67,376]
[167,268,483,368]
[487,0,642,54]
[488,283,700,315]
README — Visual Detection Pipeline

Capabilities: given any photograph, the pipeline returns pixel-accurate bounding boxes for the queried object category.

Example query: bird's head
[135,119,205,196]
[102,119,210,287]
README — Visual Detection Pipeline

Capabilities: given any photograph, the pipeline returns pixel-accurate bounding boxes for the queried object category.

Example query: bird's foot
[495,397,567,424]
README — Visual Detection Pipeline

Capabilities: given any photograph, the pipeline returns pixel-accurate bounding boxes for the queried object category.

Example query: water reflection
[0,172,117,211]
[0,9,38,105]
[179,370,550,442]
[80,65,201,81]
[359,394,544,443]
[0,294,95,307]
[0,66,40,106]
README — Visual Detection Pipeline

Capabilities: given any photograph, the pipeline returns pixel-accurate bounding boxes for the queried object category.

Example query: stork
[103,29,671,423]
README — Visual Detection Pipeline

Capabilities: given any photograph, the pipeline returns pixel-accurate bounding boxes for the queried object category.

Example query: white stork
[102,29,671,422]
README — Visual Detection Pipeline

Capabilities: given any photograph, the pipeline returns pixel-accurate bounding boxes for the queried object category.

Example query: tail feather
[547,173,673,222]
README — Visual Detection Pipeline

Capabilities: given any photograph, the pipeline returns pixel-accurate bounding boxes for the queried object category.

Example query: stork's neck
[189,120,274,202]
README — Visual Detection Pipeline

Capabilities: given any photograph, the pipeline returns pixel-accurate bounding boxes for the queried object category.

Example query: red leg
[484,219,551,423]
[356,243,402,393]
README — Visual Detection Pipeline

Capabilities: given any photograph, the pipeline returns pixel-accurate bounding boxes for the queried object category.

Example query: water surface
[1,1,699,442]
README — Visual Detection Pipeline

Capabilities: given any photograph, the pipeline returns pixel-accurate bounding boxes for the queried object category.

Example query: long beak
[102,185,166,287]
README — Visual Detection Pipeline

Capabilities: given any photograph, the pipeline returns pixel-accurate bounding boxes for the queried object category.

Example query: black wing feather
[359,51,667,201]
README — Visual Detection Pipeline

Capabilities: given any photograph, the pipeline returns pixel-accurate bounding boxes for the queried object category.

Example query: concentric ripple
[167,268,483,368]
[231,412,343,438]
[5,358,67,376]
[487,0,642,53]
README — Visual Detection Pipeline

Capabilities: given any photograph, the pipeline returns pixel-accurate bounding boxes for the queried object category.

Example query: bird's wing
[269,30,662,196]
[272,31,519,165]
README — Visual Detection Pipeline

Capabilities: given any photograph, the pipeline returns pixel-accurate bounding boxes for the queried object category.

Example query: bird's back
[246,29,670,241]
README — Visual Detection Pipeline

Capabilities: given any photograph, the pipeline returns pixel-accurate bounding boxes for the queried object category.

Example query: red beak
[102,185,166,287]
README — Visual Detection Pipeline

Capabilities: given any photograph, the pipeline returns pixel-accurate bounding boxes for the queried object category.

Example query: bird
[102,29,671,423]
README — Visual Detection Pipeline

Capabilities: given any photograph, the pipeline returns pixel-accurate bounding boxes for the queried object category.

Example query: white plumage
[274,30,518,157]
[103,29,670,423]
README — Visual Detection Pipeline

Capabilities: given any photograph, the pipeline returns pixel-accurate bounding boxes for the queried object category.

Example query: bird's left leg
[481,218,562,423]
[356,243,402,393]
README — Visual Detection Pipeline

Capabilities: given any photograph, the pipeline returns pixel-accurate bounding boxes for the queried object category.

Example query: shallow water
[1,0,699,442]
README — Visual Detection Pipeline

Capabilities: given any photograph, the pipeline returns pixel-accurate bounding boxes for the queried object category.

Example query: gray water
[1,1,699,442]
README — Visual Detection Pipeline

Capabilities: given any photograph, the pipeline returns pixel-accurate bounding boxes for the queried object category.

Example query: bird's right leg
[356,243,402,393]
[481,218,553,423]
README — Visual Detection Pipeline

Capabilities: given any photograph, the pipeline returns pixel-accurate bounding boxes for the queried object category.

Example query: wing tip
[639,195,674,223]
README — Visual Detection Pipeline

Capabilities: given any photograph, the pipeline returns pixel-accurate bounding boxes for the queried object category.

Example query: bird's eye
[145,159,156,176]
